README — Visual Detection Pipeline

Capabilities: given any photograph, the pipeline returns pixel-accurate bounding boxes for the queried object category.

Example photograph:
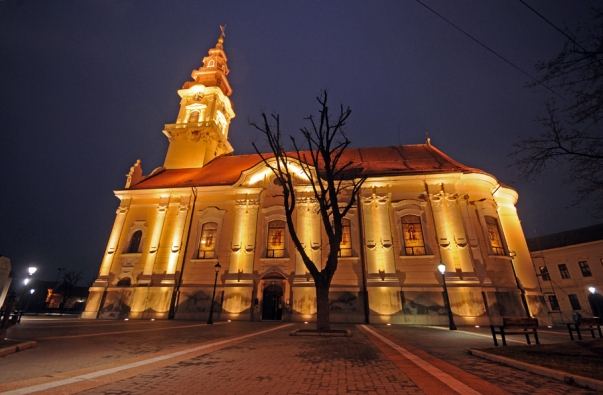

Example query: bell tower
[163,26,235,169]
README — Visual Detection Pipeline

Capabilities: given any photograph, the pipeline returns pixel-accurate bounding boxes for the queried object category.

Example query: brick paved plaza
[0,319,600,395]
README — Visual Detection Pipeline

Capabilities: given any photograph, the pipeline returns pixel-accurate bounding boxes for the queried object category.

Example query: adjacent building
[83,30,548,326]
[528,223,603,325]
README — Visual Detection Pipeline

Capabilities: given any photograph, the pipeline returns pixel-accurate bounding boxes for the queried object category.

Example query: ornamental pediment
[233,156,313,188]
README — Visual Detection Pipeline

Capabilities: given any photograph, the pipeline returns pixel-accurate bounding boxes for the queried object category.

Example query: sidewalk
[2,323,600,395]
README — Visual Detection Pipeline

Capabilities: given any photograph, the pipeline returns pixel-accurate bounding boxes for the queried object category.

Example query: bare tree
[512,8,603,214]
[251,91,366,331]
[58,271,82,310]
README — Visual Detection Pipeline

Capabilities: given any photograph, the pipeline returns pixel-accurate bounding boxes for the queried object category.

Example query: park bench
[567,317,603,341]
[490,317,539,346]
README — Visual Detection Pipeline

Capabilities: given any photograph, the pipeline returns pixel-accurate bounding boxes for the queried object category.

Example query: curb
[468,348,603,392]
[290,329,352,337]
[0,341,37,358]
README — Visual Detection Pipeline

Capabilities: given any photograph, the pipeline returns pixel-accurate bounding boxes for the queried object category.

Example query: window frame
[558,263,571,279]
[191,207,226,262]
[539,266,551,281]
[568,294,582,310]
[338,218,353,257]
[197,222,218,259]
[391,200,432,257]
[548,295,560,311]
[578,261,592,277]
[267,220,286,258]
[400,214,427,256]
[484,216,506,256]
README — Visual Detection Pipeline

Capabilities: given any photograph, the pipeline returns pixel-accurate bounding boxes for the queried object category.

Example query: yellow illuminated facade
[84,30,549,326]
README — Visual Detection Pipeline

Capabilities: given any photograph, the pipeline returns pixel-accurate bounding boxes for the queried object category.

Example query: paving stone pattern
[79,326,424,395]
[377,325,598,395]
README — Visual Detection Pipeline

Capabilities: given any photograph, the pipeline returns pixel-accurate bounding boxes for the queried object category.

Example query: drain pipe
[169,186,198,319]
[356,192,370,324]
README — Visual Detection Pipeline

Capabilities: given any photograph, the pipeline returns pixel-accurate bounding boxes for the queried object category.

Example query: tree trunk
[315,278,331,332]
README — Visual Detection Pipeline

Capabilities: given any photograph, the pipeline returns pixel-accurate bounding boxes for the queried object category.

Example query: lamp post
[24,289,35,312]
[207,262,221,325]
[438,262,457,330]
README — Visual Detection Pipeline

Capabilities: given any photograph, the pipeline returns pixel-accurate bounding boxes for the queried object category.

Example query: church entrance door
[262,284,283,320]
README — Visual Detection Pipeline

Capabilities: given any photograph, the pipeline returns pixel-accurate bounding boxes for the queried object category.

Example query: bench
[490,317,539,346]
[567,317,603,341]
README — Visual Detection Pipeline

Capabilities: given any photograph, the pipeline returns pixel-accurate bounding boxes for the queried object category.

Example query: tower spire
[162,27,236,169]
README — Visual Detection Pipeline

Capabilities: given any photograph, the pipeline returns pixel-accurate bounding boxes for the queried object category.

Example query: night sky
[1,1,600,283]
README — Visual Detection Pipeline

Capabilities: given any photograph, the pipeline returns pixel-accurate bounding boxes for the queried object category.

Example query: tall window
[558,264,571,279]
[267,220,285,258]
[539,266,550,281]
[548,295,560,311]
[569,294,582,310]
[338,218,352,257]
[198,222,218,259]
[401,215,426,255]
[127,230,142,253]
[578,261,592,277]
[485,216,505,255]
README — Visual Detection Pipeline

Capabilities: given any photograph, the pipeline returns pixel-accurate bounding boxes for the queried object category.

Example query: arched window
[188,110,200,123]
[127,230,142,253]
[485,216,505,255]
[401,215,425,255]
[198,222,218,259]
[338,218,352,257]
[267,220,285,258]
[116,278,131,287]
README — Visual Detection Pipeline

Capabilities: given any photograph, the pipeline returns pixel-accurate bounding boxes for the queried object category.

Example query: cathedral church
[83,30,549,326]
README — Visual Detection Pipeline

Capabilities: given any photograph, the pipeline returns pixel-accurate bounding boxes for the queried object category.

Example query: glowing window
[198,222,218,259]
[401,215,426,255]
[539,266,550,281]
[338,218,352,257]
[127,230,142,253]
[267,220,285,258]
[485,216,505,255]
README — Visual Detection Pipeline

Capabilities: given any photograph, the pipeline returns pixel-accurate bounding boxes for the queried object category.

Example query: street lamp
[20,266,37,302]
[509,251,531,317]
[207,262,221,325]
[438,262,457,330]
[589,287,596,294]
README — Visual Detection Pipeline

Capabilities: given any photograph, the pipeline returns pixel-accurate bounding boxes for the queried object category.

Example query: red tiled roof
[129,144,485,190]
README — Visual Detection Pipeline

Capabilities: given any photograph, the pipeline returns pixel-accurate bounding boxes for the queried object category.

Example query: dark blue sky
[0,1,599,283]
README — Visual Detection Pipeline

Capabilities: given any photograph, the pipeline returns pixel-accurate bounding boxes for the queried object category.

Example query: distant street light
[207,262,221,325]
[590,287,596,294]
[438,262,457,330]
[20,266,37,308]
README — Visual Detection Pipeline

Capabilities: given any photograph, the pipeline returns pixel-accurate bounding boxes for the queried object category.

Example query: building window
[338,218,352,257]
[198,222,218,259]
[569,294,582,310]
[485,216,505,255]
[188,110,200,123]
[401,215,426,255]
[578,261,592,277]
[548,295,560,311]
[267,220,285,258]
[539,266,550,281]
[558,264,571,279]
[127,230,142,253]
